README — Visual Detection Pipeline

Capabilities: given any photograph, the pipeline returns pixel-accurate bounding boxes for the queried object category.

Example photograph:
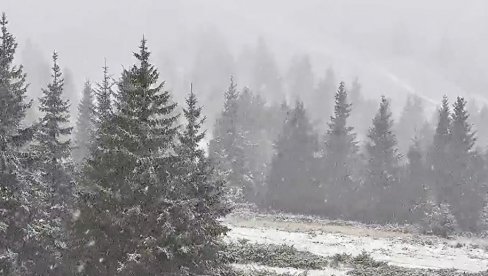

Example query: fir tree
[447,97,483,231]
[71,38,187,275]
[31,51,73,274]
[266,100,321,214]
[72,80,95,164]
[169,87,231,274]
[0,12,35,275]
[94,61,113,124]
[366,96,401,187]
[403,137,428,222]
[322,82,358,217]
[450,97,475,159]
[89,61,114,160]
[209,77,248,200]
[429,96,451,203]
[365,96,401,222]
[34,51,73,199]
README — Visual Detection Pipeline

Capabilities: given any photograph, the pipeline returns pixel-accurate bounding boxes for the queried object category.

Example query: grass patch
[330,251,386,268]
[233,268,308,276]
[226,239,328,270]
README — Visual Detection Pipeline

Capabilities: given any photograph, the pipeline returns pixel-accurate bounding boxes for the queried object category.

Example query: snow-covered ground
[224,209,488,274]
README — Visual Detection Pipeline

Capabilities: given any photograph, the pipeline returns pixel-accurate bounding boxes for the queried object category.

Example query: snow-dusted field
[223,209,488,274]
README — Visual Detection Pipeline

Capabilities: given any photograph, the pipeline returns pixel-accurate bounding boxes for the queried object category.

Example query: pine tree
[0,12,35,275]
[403,137,428,222]
[94,61,113,124]
[31,51,73,274]
[72,80,95,164]
[421,199,457,238]
[429,96,451,203]
[71,38,186,275]
[209,77,248,200]
[89,61,114,160]
[266,100,321,214]
[322,82,358,218]
[450,97,475,159]
[169,87,231,274]
[447,97,483,231]
[34,51,73,199]
[365,96,401,222]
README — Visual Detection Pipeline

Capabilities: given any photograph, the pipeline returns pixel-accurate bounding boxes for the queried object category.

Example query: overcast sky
[4,0,488,111]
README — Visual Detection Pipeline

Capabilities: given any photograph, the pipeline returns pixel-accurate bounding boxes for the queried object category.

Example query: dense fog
[4,0,488,117]
[2,1,488,275]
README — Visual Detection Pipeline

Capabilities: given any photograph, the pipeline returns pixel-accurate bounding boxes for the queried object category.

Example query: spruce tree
[34,51,73,199]
[322,82,358,218]
[447,97,483,231]
[0,12,35,274]
[31,51,73,274]
[72,80,95,164]
[170,87,231,274]
[429,96,451,203]
[266,100,321,214]
[94,61,113,124]
[71,38,187,275]
[403,137,428,222]
[365,96,401,222]
[89,61,114,160]
[209,77,248,200]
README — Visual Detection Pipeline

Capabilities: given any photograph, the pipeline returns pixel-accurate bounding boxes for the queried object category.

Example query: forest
[1,9,488,275]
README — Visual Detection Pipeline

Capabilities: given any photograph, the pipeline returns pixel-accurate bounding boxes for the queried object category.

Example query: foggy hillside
[4,0,488,117]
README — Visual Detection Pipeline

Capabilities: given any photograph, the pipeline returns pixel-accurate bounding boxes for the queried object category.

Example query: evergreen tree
[32,51,73,274]
[450,97,475,159]
[209,77,248,200]
[71,38,205,275]
[169,87,231,274]
[429,96,451,203]
[34,51,73,200]
[88,61,114,160]
[421,199,457,238]
[321,82,358,218]
[447,97,484,231]
[94,61,113,124]
[0,12,35,274]
[72,80,95,164]
[364,96,401,222]
[402,137,428,222]
[266,101,321,214]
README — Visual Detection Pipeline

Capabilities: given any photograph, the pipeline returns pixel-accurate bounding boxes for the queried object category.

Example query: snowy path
[224,212,488,273]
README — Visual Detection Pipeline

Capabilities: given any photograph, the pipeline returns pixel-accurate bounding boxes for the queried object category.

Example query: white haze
[4,0,488,117]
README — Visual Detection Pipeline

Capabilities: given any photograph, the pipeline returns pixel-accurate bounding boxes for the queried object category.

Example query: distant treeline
[210,78,488,236]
